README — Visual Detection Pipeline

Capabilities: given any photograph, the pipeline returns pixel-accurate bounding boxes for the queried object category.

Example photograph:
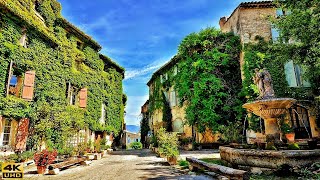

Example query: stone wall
[220,7,275,44]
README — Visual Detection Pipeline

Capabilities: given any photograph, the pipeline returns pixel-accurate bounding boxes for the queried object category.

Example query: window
[160,75,163,83]
[173,66,178,76]
[165,73,168,80]
[1,120,11,146]
[285,60,311,87]
[170,91,177,107]
[19,28,28,48]
[70,88,77,105]
[100,103,106,124]
[173,118,183,133]
[77,41,83,50]
[271,28,280,42]
[68,130,86,147]
[8,68,23,97]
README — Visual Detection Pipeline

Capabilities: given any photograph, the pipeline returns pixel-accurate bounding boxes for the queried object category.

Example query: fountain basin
[242,98,296,119]
[243,98,297,135]
[220,146,320,169]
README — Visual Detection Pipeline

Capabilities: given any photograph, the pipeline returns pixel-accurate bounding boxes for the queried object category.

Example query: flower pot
[285,133,295,142]
[167,156,177,165]
[37,166,47,174]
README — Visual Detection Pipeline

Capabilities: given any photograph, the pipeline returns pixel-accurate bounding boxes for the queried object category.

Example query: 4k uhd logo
[2,163,23,179]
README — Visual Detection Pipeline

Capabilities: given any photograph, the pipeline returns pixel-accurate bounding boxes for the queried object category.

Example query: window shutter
[15,118,30,151]
[22,71,35,100]
[284,61,298,87]
[79,88,88,108]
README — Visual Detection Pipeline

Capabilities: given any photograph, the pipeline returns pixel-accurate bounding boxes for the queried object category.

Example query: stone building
[0,0,124,153]
[219,1,319,142]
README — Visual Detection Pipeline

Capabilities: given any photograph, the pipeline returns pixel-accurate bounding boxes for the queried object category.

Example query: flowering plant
[34,149,58,167]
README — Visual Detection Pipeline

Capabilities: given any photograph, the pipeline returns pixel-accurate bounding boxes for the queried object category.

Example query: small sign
[2,163,23,179]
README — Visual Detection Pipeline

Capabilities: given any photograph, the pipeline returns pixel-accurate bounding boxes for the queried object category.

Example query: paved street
[24,149,218,180]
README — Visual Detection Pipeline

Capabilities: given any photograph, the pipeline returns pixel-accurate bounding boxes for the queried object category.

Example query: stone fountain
[220,68,320,170]
[242,68,296,136]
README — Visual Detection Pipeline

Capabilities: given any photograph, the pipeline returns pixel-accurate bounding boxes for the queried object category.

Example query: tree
[175,28,245,132]
[140,114,150,148]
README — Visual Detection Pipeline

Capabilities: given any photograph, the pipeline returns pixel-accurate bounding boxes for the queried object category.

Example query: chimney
[219,17,227,28]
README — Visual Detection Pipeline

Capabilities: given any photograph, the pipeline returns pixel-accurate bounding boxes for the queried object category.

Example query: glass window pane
[4,127,10,133]
[10,75,17,86]
[285,60,298,87]
[276,8,283,16]
[271,28,279,42]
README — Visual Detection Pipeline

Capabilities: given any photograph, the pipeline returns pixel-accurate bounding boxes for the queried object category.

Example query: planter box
[107,149,113,154]
[94,153,101,160]
[86,154,95,160]
[48,168,60,175]
[167,156,177,165]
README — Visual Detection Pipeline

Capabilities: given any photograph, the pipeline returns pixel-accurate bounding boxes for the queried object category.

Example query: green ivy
[0,1,124,150]
[175,28,245,133]
[242,38,313,101]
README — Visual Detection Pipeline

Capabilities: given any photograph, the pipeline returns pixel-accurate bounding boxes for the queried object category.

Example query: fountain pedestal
[264,118,280,135]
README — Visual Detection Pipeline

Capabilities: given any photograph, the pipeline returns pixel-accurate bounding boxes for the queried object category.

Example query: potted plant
[157,128,179,165]
[282,123,295,142]
[34,149,58,174]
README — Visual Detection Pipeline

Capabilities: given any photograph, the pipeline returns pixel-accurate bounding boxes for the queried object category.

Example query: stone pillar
[264,118,280,135]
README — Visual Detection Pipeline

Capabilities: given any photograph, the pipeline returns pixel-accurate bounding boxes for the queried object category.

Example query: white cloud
[124,56,173,80]
[125,95,149,125]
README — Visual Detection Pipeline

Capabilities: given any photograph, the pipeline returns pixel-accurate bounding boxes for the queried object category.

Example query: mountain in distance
[126,125,140,133]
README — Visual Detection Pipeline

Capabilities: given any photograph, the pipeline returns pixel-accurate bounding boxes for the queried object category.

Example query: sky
[58,0,244,126]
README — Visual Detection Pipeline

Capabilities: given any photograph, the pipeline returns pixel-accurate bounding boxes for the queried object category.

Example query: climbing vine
[0,0,124,150]
[175,28,245,133]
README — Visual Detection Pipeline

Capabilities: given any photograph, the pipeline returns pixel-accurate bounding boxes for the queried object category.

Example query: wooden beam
[186,157,249,180]
[6,60,13,96]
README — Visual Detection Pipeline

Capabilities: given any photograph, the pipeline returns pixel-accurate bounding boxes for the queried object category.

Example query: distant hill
[126,125,140,133]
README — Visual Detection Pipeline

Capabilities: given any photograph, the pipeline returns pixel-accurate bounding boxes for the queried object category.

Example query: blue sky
[58,0,244,125]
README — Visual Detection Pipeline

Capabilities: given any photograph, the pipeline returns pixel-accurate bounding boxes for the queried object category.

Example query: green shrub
[130,142,143,149]
[266,142,277,150]
[58,145,74,156]
[7,154,19,162]
[157,128,179,158]
[288,143,300,150]
[18,151,34,162]
[150,135,158,147]
[178,160,189,169]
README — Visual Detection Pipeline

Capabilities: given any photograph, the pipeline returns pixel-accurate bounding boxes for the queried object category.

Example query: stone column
[264,118,280,135]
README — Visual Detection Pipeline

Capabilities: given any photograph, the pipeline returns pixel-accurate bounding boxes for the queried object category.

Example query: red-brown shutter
[22,71,35,100]
[15,118,30,151]
[79,88,87,108]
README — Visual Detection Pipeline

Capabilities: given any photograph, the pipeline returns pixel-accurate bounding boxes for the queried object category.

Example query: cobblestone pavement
[24,149,218,180]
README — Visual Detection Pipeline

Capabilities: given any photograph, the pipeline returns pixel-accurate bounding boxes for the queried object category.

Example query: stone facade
[219,1,276,79]
[220,1,319,141]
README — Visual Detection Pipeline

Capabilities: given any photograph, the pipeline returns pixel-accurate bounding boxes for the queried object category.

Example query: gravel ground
[23,149,218,180]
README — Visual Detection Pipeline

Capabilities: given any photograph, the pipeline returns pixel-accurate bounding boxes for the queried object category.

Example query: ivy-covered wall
[242,38,314,101]
[0,0,124,150]
[148,28,245,134]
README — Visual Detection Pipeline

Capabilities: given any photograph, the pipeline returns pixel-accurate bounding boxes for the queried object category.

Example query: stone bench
[186,157,249,180]
[48,157,86,175]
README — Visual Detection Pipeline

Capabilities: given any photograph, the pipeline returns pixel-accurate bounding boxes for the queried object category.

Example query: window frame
[0,119,12,146]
